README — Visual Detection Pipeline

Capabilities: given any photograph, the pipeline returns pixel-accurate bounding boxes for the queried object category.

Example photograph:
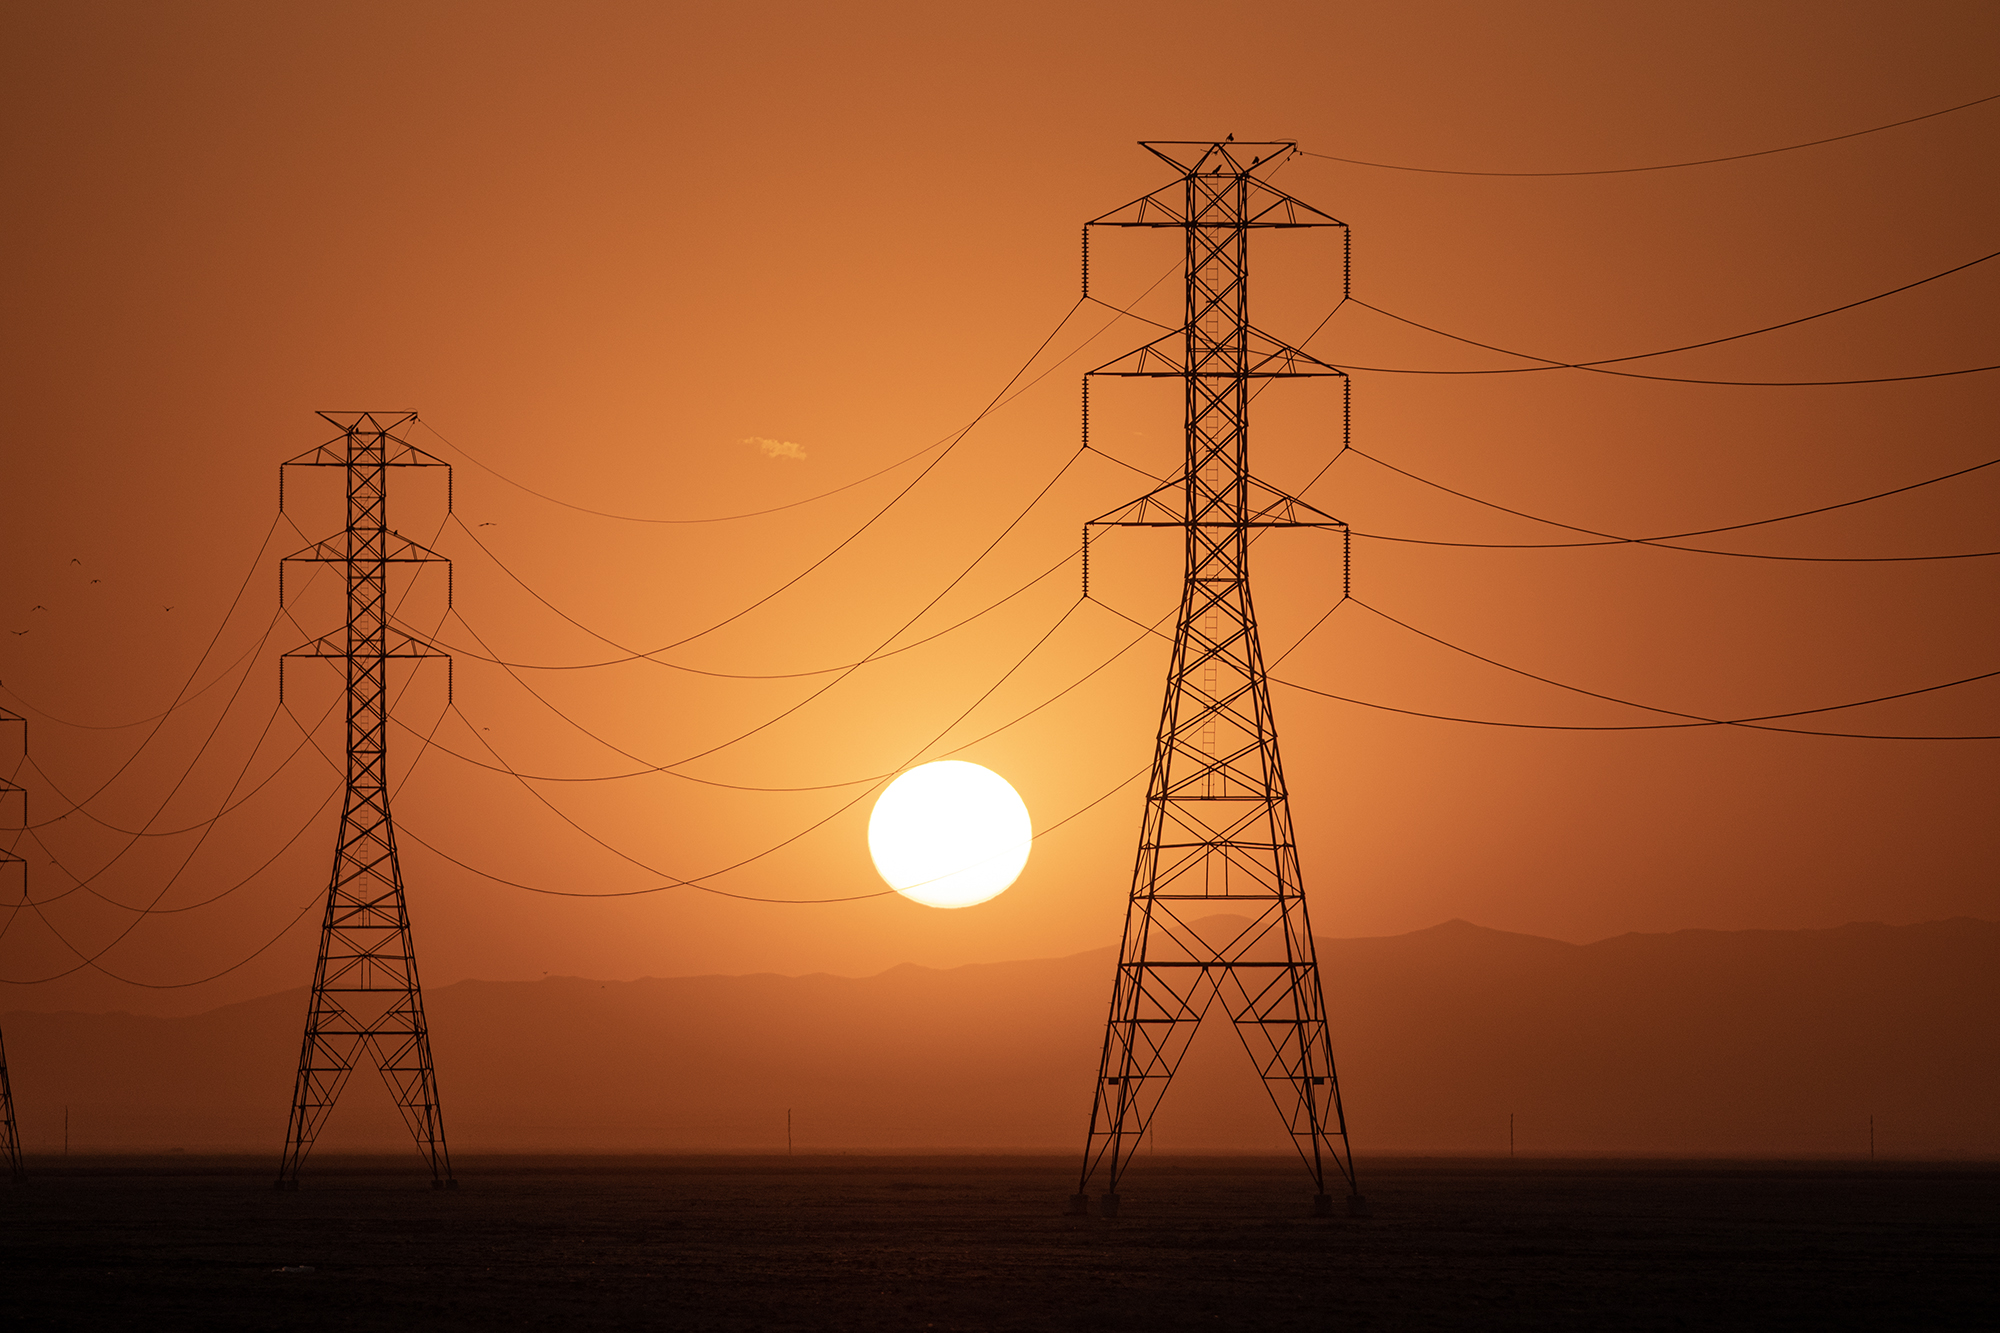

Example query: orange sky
[3,0,1996,1018]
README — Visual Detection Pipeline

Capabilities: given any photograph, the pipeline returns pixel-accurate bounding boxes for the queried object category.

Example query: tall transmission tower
[1071,141,1362,1219]
[1,707,27,1183]
[275,411,455,1190]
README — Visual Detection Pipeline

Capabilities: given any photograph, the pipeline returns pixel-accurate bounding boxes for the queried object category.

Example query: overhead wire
[1,515,284,820]
[1091,242,1999,557]
[1354,248,2000,373]
[1103,246,2000,386]
[15,606,326,835]
[436,446,1091,794]
[1349,448,2000,560]
[406,540,1078,678]
[203,264,1192,904]
[1295,90,2000,177]
[2,635,267,731]
[3,600,455,984]
[0,514,453,980]
[8,562,311,919]
[8,592,330,978]
[418,418,952,527]
[418,261,1183,677]
[1091,598,2000,741]
[389,572,1168,790]
[20,149,1997,941]
[398,597,1098,902]
[410,252,1184,533]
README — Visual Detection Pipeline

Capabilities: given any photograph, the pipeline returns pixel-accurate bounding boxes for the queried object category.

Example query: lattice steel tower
[276,412,455,1189]
[1071,141,1362,1218]
[1,707,27,1183]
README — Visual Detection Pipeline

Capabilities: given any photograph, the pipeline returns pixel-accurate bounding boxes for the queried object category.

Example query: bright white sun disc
[868,761,1031,909]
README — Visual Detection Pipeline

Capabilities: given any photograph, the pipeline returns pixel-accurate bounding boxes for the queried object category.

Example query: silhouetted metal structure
[1,707,26,1183]
[1071,142,1362,1218]
[276,412,455,1189]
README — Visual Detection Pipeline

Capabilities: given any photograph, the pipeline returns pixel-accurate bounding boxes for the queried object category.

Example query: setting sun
[867,761,1032,909]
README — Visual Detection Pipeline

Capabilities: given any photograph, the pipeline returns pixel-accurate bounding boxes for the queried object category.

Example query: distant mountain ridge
[5,917,1994,1156]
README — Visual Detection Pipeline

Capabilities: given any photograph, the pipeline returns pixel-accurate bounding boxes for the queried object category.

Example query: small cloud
[744,436,807,461]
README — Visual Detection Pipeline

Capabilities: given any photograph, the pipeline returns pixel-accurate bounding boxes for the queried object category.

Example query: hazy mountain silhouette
[6,917,1994,1157]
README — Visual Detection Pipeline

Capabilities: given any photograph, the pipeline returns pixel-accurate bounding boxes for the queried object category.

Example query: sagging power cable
[1349,448,2000,561]
[1296,90,2000,177]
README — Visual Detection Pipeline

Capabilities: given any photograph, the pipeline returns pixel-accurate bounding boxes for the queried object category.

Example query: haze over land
[10,916,1992,1159]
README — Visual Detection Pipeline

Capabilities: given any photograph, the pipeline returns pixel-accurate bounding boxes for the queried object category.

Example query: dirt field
[4,1155,1993,1330]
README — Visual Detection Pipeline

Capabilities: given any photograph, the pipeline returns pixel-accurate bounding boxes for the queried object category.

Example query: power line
[16,615,329,836]
[1093,598,2000,740]
[1354,249,2000,375]
[1352,360,2000,388]
[399,746,1152,907]
[434,444,1092,787]
[2,635,264,731]
[433,361,1079,672]
[407,538,1079,677]
[413,267,1184,678]
[2,882,328,990]
[447,600,1087,897]
[371,597,1110,904]
[1295,90,2000,177]
[1347,598,2000,737]
[412,256,1184,529]
[4,626,332,978]
[417,290,1088,529]
[0,531,450,981]
[419,419,953,527]
[8,585,305,931]
[1,517,284,819]
[391,586,1167,791]
[1349,447,2000,560]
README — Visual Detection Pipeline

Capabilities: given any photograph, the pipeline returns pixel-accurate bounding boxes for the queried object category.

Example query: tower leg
[0,1022,25,1185]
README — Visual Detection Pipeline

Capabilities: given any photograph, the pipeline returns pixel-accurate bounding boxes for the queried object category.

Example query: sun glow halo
[867,761,1032,909]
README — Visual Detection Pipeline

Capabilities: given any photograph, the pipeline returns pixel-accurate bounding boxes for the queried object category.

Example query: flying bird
[89,579,100,585]
[477,522,498,527]
[163,606,174,612]
[8,630,26,636]
[69,558,81,565]
[30,606,46,612]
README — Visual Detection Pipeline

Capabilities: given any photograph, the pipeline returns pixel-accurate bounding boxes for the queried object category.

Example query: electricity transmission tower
[275,411,455,1189]
[1071,141,1362,1218]
[1,708,26,1183]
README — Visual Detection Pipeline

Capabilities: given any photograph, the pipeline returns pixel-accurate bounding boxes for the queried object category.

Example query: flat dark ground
[3,1155,1993,1330]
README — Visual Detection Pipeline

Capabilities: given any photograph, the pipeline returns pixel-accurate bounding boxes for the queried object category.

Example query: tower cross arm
[282,530,454,567]
[1088,327,1347,380]
[1087,475,1347,530]
[282,628,451,662]
[283,413,446,470]
[1089,142,1345,230]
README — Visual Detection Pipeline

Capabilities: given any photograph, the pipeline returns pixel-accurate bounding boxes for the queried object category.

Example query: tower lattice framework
[1072,141,1361,1218]
[1,707,27,1183]
[276,411,454,1189]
